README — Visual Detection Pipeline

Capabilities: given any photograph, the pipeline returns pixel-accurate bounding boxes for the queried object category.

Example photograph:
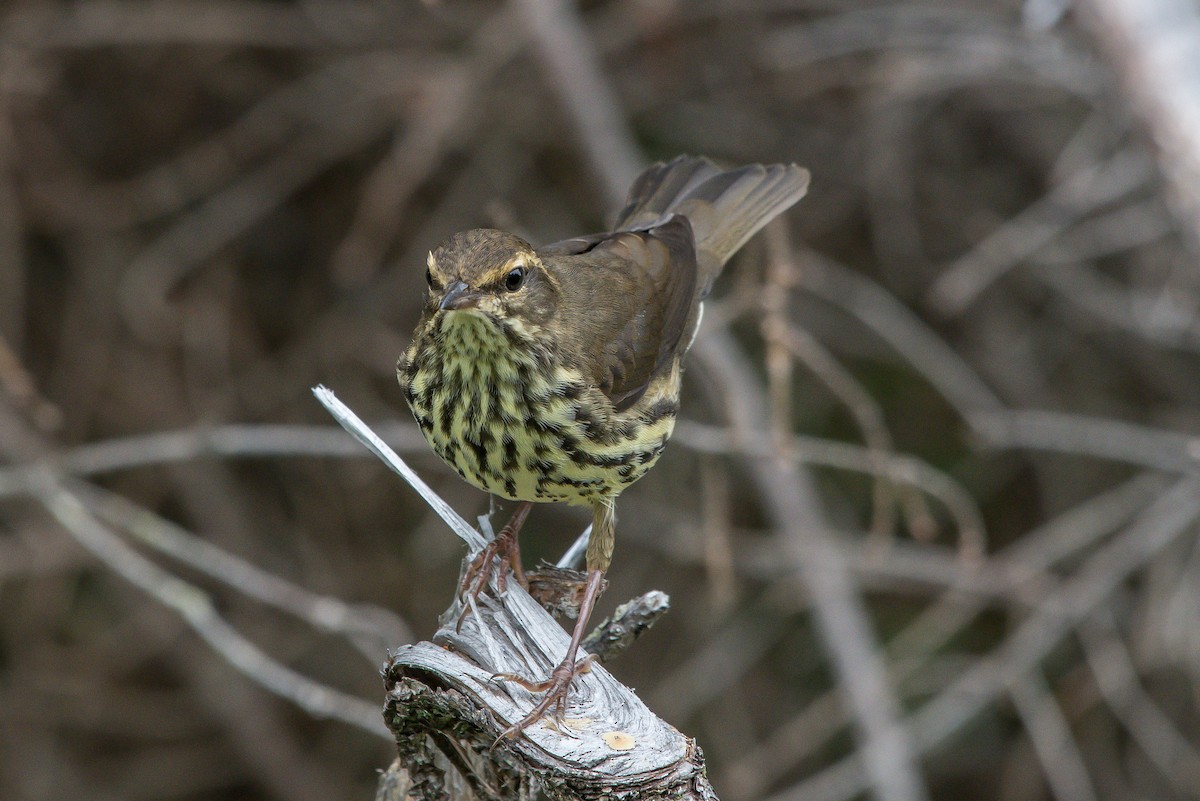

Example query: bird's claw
[454,522,528,633]
[489,653,598,742]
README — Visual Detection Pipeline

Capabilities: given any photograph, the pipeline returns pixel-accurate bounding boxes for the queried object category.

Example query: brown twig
[695,333,931,801]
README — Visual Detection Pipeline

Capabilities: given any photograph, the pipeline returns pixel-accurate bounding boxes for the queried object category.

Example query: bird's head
[423,229,559,334]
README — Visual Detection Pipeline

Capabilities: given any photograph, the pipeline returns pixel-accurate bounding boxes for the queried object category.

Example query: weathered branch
[312,387,714,801]
[382,596,715,801]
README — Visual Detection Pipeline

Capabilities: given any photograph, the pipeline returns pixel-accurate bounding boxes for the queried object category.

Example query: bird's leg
[495,499,615,739]
[457,501,532,631]
[496,569,603,738]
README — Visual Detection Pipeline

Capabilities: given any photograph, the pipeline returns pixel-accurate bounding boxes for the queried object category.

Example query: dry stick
[767,477,1200,801]
[72,481,413,658]
[1030,256,1200,352]
[1078,611,1200,793]
[5,0,337,49]
[776,321,937,541]
[762,227,800,463]
[1035,197,1172,264]
[1009,670,1100,801]
[699,456,737,613]
[970,408,1200,473]
[314,387,483,552]
[696,333,931,801]
[927,149,1153,316]
[314,387,717,801]
[673,422,985,561]
[25,467,390,738]
[1079,0,1200,251]
[0,423,432,500]
[580,590,670,664]
[763,224,903,543]
[795,247,1005,417]
[509,0,640,208]
[15,423,428,484]
[329,9,531,288]
[724,474,1162,798]
[31,52,412,228]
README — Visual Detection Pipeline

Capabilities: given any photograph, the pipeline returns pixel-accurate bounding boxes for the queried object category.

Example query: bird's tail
[614,155,810,281]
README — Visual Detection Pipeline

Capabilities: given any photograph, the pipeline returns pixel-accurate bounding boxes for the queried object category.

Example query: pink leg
[494,568,605,739]
[456,501,532,631]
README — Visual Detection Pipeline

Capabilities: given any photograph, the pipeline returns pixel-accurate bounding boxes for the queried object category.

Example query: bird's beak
[439,280,479,311]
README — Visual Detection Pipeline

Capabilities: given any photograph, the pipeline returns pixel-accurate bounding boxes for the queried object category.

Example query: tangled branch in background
[3,1,1200,800]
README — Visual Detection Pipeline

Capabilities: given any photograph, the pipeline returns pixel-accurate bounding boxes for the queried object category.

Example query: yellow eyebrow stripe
[479,255,527,287]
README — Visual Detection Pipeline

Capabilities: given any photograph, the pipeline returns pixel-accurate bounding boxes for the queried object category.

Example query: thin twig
[0,423,430,498]
[673,421,986,560]
[27,467,390,738]
[696,332,931,801]
[313,386,484,552]
[764,224,905,541]
[509,0,641,207]
[768,477,1200,801]
[928,149,1153,315]
[971,408,1200,473]
[1009,670,1099,801]
[74,480,413,658]
[1078,611,1200,793]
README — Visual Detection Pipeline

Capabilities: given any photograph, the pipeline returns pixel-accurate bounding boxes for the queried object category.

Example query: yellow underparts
[404,310,677,509]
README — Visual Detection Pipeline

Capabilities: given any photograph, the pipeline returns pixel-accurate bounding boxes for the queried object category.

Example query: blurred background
[3,0,1200,799]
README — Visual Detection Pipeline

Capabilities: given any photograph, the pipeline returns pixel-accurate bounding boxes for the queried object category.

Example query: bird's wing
[538,216,698,412]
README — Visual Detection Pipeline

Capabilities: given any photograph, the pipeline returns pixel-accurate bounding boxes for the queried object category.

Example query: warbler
[397,155,809,736]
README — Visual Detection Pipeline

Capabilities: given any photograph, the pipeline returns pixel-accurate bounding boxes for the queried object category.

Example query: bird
[397,155,809,737]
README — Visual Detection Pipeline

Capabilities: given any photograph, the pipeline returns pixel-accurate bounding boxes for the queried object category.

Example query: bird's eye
[503,267,526,292]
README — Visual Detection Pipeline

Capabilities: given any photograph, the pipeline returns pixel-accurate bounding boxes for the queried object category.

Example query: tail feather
[615,157,720,228]
[615,156,810,283]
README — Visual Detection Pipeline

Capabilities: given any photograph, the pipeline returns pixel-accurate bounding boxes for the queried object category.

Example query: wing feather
[538,216,699,411]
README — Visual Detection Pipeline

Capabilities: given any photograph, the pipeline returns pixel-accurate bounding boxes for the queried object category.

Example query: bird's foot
[490,568,606,741]
[493,653,598,740]
[456,503,531,632]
